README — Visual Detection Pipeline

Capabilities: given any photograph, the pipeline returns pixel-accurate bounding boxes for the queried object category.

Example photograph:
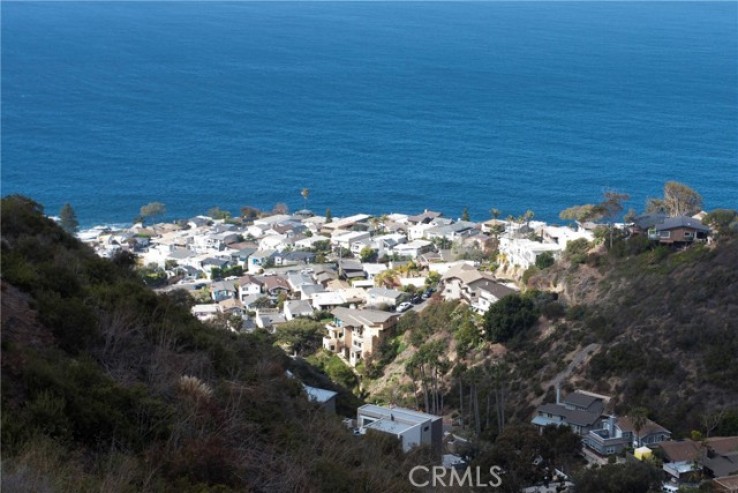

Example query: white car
[396,302,412,313]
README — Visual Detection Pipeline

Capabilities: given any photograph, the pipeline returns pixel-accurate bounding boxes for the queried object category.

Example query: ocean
[2,1,736,227]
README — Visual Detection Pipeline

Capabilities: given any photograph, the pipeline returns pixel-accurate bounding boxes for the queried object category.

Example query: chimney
[556,383,561,405]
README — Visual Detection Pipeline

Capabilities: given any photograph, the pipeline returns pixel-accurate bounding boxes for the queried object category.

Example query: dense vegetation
[527,229,738,435]
[0,196,427,492]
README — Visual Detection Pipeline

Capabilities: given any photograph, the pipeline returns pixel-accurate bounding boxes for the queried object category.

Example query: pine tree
[59,203,79,234]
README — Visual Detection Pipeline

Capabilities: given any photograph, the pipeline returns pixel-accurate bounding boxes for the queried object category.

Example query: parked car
[411,295,423,304]
[396,302,412,313]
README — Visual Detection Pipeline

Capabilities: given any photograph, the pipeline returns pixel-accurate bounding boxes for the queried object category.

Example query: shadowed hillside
[0,196,428,492]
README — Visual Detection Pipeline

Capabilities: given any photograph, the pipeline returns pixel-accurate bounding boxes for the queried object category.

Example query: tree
[461,207,470,221]
[535,251,555,269]
[59,203,79,234]
[483,294,539,343]
[359,246,378,263]
[274,319,324,356]
[240,205,261,220]
[630,407,649,447]
[646,181,703,217]
[272,202,289,215]
[523,209,535,229]
[598,191,630,249]
[300,188,310,209]
[325,208,333,223]
[574,461,661,493]
[207,207,231,220]
[559,204,599,223]
[139,201,166,225]
[490,208,501,220]
[703,209,738,237]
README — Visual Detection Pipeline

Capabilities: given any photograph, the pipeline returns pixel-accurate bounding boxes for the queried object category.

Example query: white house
[391,239,432,259]
[284,299,315,320]
[365,287,403,307]
[357,404,443,454]
[498,238,562,270]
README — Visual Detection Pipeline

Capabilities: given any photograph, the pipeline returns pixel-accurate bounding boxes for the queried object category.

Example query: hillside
[0,196,427,492]
[531,235,738,432]
[361,232,738,442]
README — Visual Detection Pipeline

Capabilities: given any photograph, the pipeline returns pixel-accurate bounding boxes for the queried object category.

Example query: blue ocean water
[2,2,736,227]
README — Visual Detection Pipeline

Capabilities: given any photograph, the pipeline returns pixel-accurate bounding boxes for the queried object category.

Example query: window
[659,231,671,239]
[423,426,429,431]
[684,231,694,238]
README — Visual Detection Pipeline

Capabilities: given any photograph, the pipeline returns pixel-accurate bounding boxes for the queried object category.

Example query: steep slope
[0,196,425,493]
[524,236,738,433]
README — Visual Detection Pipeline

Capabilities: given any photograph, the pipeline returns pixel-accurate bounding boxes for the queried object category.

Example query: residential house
[304,385,337,414]
[253,214,293,228]
[299,283,326,300]
[218,298,244,318]
[254,308,286,332]
[630,214,669,235]
[211,280,237,302]
[259,233,288,252]
[498,237,562,270]
[294,234,331,250]
[406,210,443,225]
[365,287,404,308]
[229,246,257,269]
[261,275,291,297]
[583,416,670,457]
[701,437,738,479]
[275,251,316,266]
[465,277,517,313]
[311,291,347,311]
[301,215,327,235]
[321,214,371,235]
[200,257,231,277]
[660,440,703,482]
[714,475,738,493]
[391,239,433,259]
[423,221,476,241]
[357,404,443,454]
[286,272,316,292]
[337,259,366,281]
[616,415,671,447]
[237,275,263,302]
[187,216,211,229]
[332,230,372,251]
[191,304,218,322]
[284,299,314,320]
[442,264,485,301]
[650,216,710,244]
[531,390,607,436]
[323,307,399,366]
[247,249,277,273]
[661,437,738,483]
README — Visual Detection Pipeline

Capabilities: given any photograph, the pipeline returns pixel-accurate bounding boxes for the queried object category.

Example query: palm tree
[300,188,310,210]
[630,407,649,447]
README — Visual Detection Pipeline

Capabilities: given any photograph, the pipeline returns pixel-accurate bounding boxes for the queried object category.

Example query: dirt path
[532,343,601,407]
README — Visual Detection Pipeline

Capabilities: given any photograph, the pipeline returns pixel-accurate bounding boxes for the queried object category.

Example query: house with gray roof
[531,390,607,436]
[284,299,315,320]
[357,404,442,454]
[650,216,710,244]
[366,287,404,308]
